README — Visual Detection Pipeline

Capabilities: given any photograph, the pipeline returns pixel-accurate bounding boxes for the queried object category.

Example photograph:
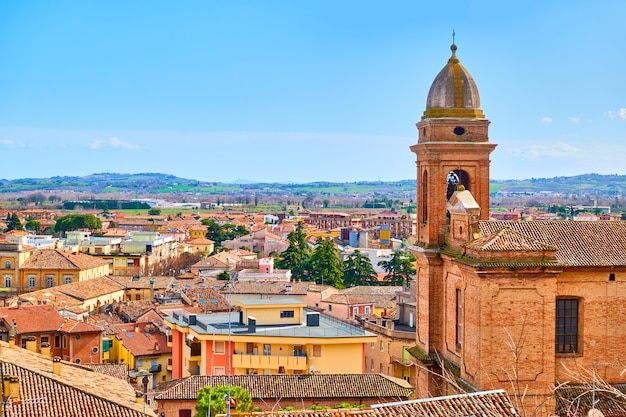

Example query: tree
[343,250,378,287]
[54,214,102,233]
[148,208,161,215]
[276,221,311,281]
[24,219,42,233]
[195,385,252,417]
[309,238,344,288]
[378,250,416,286]
[6,213,23,231]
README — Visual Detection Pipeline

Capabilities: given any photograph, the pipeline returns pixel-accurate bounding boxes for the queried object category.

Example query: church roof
[423,43,484,119]
[479,220,626,267]
[466,227,557,252]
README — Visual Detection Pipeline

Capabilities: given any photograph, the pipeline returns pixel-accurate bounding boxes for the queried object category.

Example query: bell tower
[410,42,496,247]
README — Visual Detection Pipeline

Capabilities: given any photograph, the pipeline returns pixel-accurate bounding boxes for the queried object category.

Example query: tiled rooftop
[56,276,126,301]
[21,249,109,270]
[156,374,413,401]
[479,220,626,267]
[0,305,65,333]
[114,322,171,357]
[0,341,153,416]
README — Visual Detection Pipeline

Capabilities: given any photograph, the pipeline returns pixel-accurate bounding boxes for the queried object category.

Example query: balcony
[150,363,162,373]
[232,354,307,372]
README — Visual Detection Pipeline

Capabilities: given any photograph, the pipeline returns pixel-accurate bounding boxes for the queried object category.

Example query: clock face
[453,126,465,136]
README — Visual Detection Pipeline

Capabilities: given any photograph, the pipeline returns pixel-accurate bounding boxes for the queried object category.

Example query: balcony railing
[150,363,162,373]
[232,354,307,371]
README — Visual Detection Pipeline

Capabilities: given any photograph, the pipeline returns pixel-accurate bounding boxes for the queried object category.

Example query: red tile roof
[21,249,109,270]
[114,322,171,357]
[0,305,64,333]
[479,220,626,266]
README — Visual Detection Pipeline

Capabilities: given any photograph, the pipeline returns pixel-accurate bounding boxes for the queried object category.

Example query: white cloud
[0,139,14,145]
[511,142,582,160]
[568,116,580,123]
[541,117,552,123]
[89,137,139,150]
[608,108,626,119]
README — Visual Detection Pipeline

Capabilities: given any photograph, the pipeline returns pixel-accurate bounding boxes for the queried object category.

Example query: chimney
[2,376,20,401]
[135,391,144,405]
[8,320,16,349]
[247,317,256,333]
[25,336,37,352]
[40,342,51,356]
[52,356,61,375]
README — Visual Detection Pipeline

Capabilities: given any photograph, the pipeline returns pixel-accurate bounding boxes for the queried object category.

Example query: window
[365,306,370,314]
[213,366,225,375]
[214,341,225,354]
[328,305,332,312]
[4,276,10,288]
[380,363,384,373]
[46,275,54,288]
[179,409,192,417]
[353,307,358,316]
[54,335,61,348]
[41,336,49,345]
[456,289,463,347]
[380,341,384,352]
[28,275,36,288]
[64,275,72,284]
[556,298,579,353]
[370,342,375,349]
[370,358,374,372]
[137,359,143,367]
[280,310,294,318]
[4,261,11,269]
[263,344,271,356]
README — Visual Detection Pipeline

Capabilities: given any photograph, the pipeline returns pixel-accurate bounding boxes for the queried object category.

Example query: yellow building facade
[166,298,375,379]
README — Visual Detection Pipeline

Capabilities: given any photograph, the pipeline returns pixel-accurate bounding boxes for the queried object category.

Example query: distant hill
[0,172,624,199]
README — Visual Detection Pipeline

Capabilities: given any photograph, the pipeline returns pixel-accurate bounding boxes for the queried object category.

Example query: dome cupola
[422,43,484,119]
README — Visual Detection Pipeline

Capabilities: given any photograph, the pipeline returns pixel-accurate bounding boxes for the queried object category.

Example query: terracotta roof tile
[479,220,626,267]
[0,305,65,333]
[156,374,413,401]
[113,322,171,357]
[0,341,153,416]
[21,249,109,270]
[56,276,126,301]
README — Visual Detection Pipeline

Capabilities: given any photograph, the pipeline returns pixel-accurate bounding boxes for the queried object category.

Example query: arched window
[4,261,11,269]
[4,276,11,288]
[421,171,429,222]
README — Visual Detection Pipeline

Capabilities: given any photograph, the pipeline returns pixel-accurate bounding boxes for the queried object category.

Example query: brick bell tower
[410,42,496,247]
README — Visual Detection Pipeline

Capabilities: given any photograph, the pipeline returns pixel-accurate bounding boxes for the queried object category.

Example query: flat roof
[166,309,374,339]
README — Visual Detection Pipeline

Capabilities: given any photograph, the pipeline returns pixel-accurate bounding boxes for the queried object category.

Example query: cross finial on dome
[451,30,457,55]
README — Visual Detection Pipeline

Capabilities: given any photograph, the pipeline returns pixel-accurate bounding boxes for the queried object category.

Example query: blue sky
[0,1,624,183]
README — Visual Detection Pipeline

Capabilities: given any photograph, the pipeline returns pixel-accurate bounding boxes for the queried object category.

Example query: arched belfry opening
[446,170,470,200]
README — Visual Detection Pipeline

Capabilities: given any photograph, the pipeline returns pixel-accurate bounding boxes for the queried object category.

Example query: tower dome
[422,43,484,119]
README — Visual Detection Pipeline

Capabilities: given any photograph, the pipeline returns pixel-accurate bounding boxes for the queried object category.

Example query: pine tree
[309,238,344,288]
